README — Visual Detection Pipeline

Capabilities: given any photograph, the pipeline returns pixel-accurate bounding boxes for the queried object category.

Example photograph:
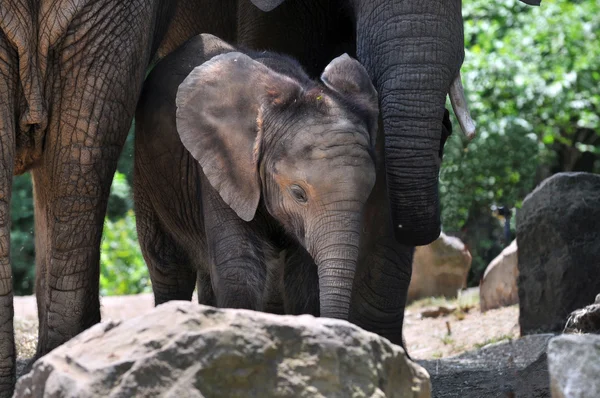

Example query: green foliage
[116,120,135,186]
[100,167,150,296]
[441,0,600,284]
[10,174,35,295]
[100,209,151,296]
[440,122,540,231]
[463,0,600,158]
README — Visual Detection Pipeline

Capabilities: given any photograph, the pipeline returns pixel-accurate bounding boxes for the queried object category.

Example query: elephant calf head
[175,48,379,319]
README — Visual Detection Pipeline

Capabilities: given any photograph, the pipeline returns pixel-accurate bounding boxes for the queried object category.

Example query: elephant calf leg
[202,185,267,311]
[137,209,197,305]
[282,247,320,317]
[196,269,215,307]
[135,184,197,305]
[209,241,267,311]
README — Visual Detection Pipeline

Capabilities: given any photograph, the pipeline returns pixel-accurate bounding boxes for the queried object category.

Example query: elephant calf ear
[320,54,379,144]
[176,51,302,221]
[176,52,265,221]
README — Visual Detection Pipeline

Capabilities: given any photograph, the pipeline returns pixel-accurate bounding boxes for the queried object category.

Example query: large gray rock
[516,172,600,335]
[480,240,519,312]
[14,301,431,398]
[408,232,472,302]
[547,334,600,398]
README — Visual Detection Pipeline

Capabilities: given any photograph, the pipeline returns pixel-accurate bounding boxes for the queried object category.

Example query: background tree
[441,0,600,284]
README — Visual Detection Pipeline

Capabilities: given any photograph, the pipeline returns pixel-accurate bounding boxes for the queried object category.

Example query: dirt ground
[404,288,520,360]
[14,287,519,362]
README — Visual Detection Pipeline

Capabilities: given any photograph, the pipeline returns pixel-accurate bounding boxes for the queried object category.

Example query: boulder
[479,240,519,312]
[563,294,600,334]
[408,232,472,302]
[420,334,553,398]
[516,172,600,335]
[15,301,431,398]
[547,334,600,398]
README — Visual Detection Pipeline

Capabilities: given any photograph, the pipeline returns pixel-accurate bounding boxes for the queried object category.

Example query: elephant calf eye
[289,184,308,204]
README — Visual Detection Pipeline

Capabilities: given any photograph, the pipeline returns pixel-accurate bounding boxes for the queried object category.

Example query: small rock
[480,240,519,312]
[564,298,600,334]
[15,301,431,398]
[517,172,600,335]
[421,334,553,398]
[547,334,600,398]
[408,232,472,302]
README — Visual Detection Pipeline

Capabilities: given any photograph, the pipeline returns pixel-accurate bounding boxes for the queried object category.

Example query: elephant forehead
[286,118,370,156]
[273,139,375,189]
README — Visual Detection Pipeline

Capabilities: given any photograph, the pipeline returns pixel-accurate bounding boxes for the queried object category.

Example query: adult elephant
[0,1,237,395]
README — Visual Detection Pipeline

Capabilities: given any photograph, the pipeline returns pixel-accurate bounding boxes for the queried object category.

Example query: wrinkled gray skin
[135,34,379,320]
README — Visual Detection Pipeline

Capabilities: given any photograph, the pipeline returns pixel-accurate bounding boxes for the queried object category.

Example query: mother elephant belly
[0,0,90,174]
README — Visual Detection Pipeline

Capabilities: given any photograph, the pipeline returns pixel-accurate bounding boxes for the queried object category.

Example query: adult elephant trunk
[353,0,465,246]
[309,211,362,319]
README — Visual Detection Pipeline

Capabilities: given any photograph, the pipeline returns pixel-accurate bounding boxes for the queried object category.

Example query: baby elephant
[134,34,379,320]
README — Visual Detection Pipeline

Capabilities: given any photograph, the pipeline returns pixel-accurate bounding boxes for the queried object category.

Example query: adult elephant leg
[349,120,414,349]
[0,30,17,397]
[350,207,414,348]
[32,0,159,358]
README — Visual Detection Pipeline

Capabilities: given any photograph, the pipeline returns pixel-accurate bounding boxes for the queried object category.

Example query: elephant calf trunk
[318,264,356,319]
[311,223,361,320]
